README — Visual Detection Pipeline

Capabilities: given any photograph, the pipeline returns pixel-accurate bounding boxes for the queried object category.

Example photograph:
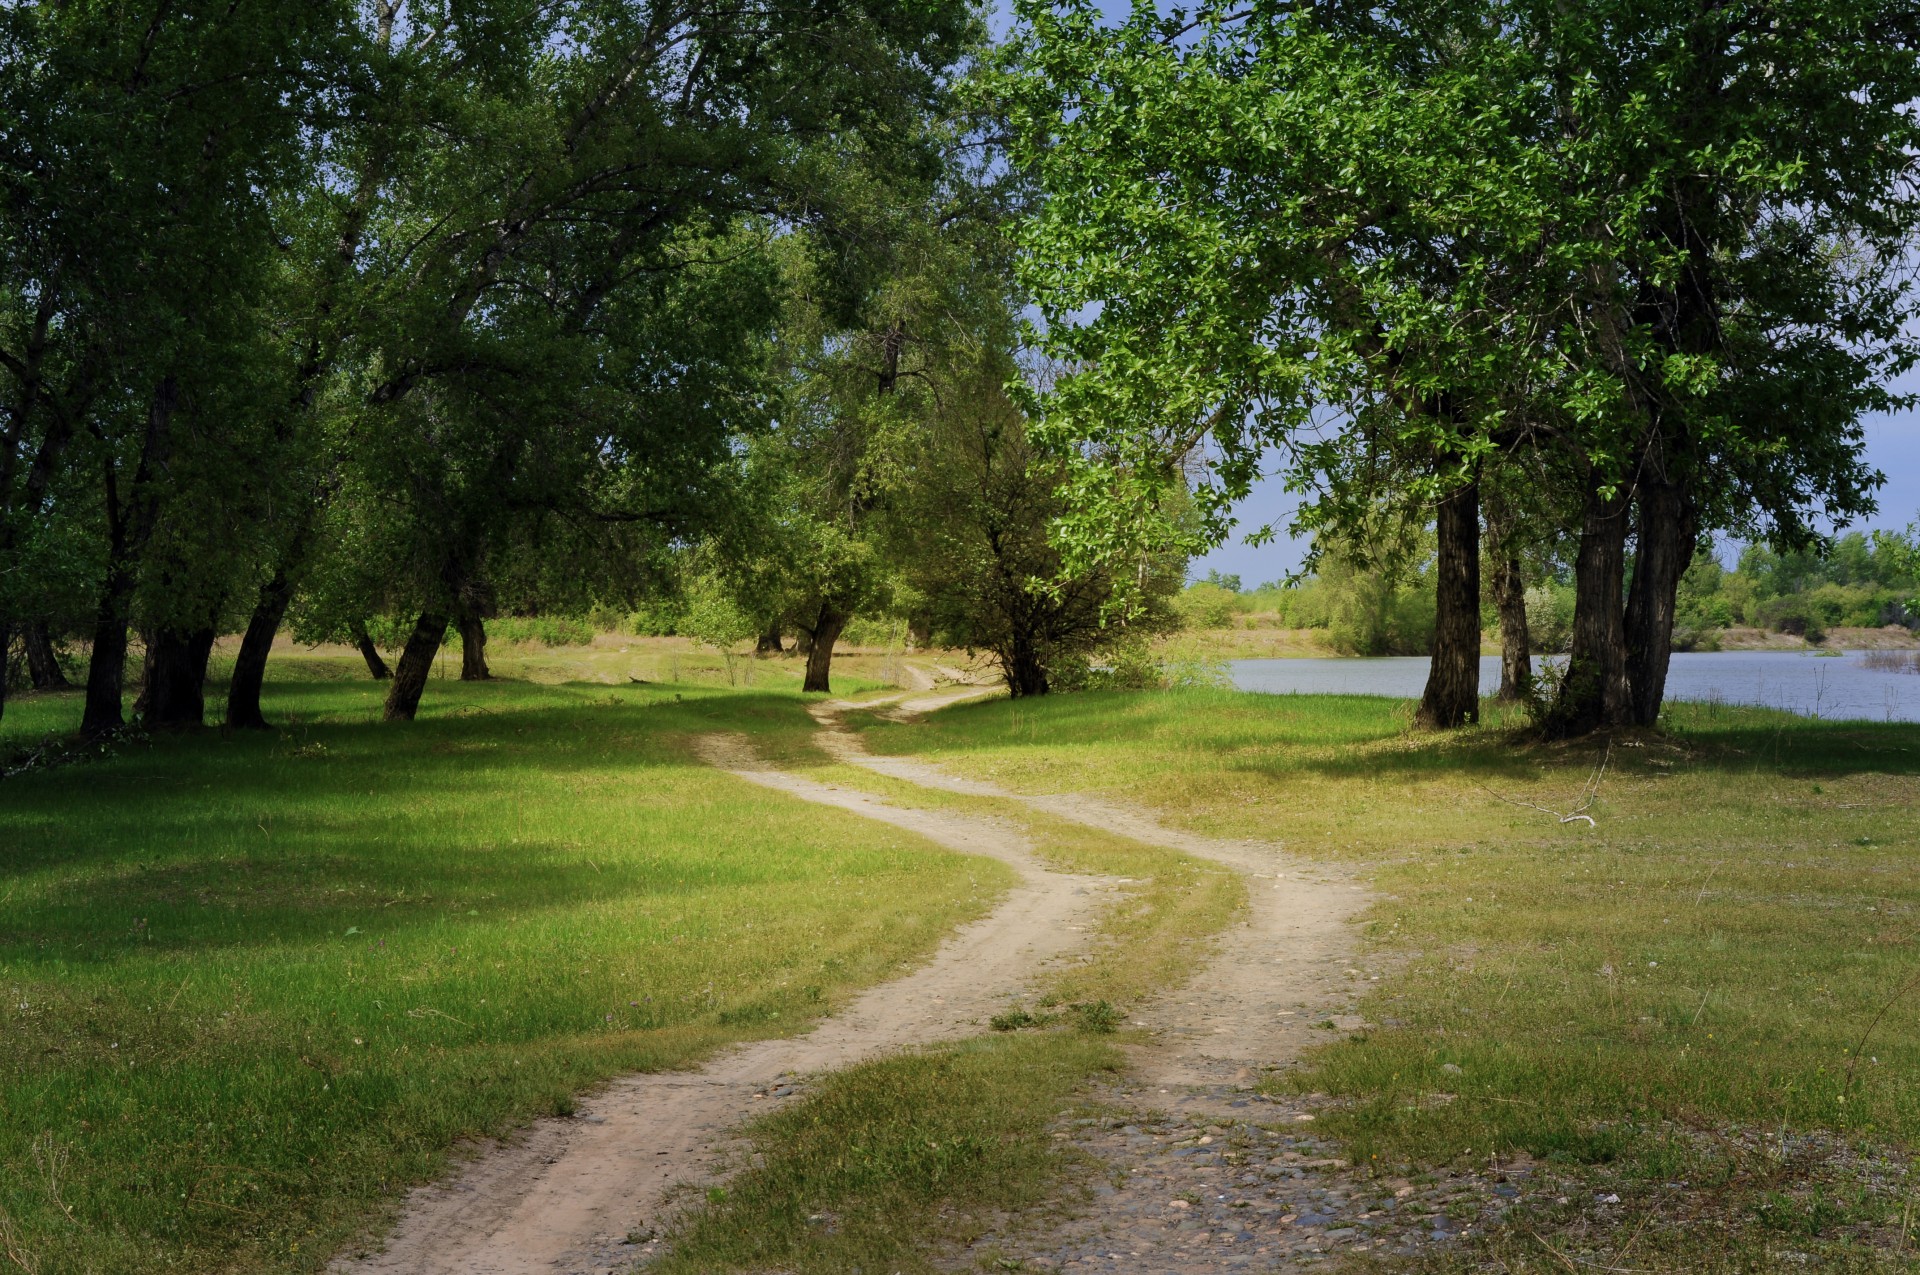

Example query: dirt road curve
[331,732,1117,1275]
[335,689,1366,1274]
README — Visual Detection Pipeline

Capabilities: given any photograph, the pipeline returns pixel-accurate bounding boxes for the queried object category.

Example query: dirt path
[806,697,1365,1090]
[332,733,1119,1275]
[810,698,1520,1269]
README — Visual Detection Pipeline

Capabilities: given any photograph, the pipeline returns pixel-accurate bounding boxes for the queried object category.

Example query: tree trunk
[24,622,68,689]
[792,626,814,658]
[383,612,448,722]
[227,572,295,730]
[351,621,391,680]
[1624,479,1697,728]
[145,626,216,729]
[755,623,783,656]
[1416,477,1482,729]
[1492,555,1531,702]
[1003,633,1049,698]
[132,627,156,721]
[0,619,10,726]
[907,613,932,650]
[1546,482,1633,738]
[458,612,490,681]
[80,568,137,738]
[802,605,847,694]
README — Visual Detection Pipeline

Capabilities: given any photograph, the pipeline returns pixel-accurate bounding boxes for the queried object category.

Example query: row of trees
[9,2,1916,742]
[1003,0,1920,736]
[1,1,1165,739]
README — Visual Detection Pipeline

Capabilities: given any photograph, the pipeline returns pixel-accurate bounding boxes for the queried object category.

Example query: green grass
[0,671,1007,1274]
[857,689,1920,1267]
[653,1033,1126,1274]
[648,706,1247,1275]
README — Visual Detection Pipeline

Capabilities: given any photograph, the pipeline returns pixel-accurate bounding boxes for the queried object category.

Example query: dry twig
[1480,743,1612,827]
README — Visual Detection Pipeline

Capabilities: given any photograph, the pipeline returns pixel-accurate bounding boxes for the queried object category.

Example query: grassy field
[0,663,1008,1273]
[12,650,1920,1272]
[857,689,1920,1268]
[652,732,1248,1274]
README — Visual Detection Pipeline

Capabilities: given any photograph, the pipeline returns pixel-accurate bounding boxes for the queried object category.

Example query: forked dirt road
[335,688,1374,1274]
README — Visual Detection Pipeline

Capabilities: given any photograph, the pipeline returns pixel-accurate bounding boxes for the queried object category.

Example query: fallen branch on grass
[1478,742,1612,827]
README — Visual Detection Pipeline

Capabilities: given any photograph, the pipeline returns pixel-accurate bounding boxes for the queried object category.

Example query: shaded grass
[857,689,1920,1265]
[0,675,1007,1274]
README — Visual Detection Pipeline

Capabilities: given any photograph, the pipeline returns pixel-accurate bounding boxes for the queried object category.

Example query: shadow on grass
[0,682,838,967]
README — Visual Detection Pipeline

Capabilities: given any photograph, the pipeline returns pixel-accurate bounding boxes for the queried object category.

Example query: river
[1226,650,1920,723]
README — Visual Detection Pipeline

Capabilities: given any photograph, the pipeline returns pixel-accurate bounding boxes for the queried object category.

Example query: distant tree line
[1180,518,1920,658]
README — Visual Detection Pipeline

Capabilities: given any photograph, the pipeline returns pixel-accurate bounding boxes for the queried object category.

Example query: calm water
[1227,650,1920,723]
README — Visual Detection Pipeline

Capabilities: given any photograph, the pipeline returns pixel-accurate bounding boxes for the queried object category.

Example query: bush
[1524,583,1575,654]
[1671,626,1722,653]
[1677,594,1734,630]
[1263,579,1332,629]
[1175,583,1240,630]
[1755,594,1827,643]
[484,616,595,647]
[1323,563,1434,656]
[626,598,685,636]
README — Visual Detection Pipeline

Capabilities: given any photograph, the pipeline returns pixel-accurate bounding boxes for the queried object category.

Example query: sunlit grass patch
[654,1033,1124,1275]
[853,688,1920,1266]
[0,678,1004,1273]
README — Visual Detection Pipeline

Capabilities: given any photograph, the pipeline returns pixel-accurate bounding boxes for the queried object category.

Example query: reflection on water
[1227,650,1920,723]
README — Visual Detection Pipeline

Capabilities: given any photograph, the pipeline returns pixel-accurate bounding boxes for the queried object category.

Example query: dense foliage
[1001,0,1920,733]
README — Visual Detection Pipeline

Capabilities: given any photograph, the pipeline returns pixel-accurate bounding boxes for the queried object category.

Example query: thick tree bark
[145,626,216,729]
[802,605,847,694]
[0,620,10,726]
[1546,482,1634,738]
[791,627,813,658]
[755,623,783,656]
[351,621,391,680]
[458,611,490,681]
[1416,477,1482,729]
[383,612,449,722]
[1002,632,1050,698]
[1491,555,1532,703]
[80,568,137,738]
[25,622,68,690]
[227,572,295,729]
[83,378,177,739]
[1624,479,1697,728]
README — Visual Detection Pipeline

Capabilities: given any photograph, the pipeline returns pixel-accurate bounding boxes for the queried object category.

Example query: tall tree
[1001,0,1920,736]
[0,0,350,736]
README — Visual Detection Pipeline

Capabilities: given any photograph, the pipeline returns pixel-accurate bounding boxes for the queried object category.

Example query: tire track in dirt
[806,696,1366,1088]
[807,696,1396,1271]
[331,732,1118,1275]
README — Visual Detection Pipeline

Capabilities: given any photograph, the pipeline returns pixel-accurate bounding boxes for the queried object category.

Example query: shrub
[1175,583,1240,630]
[626,598,685,636]
[1756,595,1827,643]
[1524,583,1575,654]
[485,616,595,647]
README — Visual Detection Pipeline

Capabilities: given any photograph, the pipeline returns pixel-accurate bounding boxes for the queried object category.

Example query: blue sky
[989,2,1920,582]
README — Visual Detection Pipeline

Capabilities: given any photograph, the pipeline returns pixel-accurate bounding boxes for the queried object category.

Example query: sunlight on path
[331,731,1114,1275]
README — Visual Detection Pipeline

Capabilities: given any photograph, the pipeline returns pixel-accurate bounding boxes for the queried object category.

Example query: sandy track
[808,698,1364,1088]
[332,733,1117,1275]
[806,697,1381,1271]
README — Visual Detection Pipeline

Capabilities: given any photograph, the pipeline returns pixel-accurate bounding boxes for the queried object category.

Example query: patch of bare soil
[330,733,1117,1275]
[810,698,1529,1271]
